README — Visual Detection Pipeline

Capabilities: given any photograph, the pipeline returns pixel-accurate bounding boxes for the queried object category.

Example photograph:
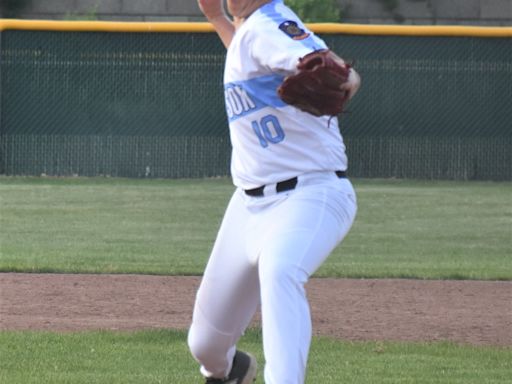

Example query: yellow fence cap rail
[310,23,512,37]
[0,19,511,37]
[0,19,215,33]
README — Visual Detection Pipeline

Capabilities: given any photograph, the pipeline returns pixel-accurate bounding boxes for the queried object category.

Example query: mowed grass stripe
[0,177,510,279]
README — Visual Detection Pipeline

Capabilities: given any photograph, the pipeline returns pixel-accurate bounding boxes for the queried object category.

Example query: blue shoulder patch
[278,20,310,40]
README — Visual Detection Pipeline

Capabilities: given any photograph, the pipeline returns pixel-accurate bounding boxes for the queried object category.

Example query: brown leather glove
[277,49,352,117]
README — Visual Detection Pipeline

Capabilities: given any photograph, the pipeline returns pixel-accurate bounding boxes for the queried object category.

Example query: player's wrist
[206,12,231,25]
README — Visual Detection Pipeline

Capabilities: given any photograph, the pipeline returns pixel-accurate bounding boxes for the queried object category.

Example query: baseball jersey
[224,0,349,189]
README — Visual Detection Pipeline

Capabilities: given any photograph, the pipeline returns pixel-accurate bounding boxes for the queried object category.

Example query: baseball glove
[277,49,351,117]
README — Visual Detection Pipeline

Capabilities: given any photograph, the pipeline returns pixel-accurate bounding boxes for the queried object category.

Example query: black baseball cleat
[205,350,257,384]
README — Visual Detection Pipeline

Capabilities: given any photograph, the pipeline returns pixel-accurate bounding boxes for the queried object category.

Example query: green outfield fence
[0,21,511,180]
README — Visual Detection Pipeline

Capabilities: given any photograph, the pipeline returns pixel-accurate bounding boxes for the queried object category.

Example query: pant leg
[258,179,357,384]
[188,190,261,378]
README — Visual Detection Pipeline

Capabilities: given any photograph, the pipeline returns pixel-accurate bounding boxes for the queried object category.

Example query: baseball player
[188,0,361,383]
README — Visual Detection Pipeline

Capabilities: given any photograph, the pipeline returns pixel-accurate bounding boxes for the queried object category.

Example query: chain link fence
[1,25,511,180]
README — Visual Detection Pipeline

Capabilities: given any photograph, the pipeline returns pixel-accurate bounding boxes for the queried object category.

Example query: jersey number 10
[251,115,285,148]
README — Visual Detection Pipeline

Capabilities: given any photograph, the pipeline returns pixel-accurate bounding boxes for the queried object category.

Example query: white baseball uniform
[188,1,357,383]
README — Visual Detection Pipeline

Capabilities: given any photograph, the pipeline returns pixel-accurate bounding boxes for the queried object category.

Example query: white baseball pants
[188,171,357,383]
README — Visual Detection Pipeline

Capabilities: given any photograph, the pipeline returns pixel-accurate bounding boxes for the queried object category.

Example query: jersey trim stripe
[225,74,287,122]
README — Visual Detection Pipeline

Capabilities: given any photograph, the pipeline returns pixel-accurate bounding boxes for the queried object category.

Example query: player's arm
[197,0,235,48]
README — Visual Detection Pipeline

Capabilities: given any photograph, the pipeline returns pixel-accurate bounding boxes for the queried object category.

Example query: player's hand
[197,0,225,20]
[341,68,361,101]
[323,50,360,100]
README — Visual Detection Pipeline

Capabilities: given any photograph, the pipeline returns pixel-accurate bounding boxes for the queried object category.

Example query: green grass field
[1,176,511,279]
[1,329,511,384]
[0,176,511,383]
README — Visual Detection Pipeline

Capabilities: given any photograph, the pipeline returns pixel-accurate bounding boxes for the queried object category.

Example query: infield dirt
[1,273,510,346]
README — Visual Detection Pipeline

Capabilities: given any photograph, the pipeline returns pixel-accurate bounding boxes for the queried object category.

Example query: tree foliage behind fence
[0,24,511,180]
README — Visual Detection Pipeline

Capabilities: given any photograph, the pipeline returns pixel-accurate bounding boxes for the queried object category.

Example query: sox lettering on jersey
[225,85,256,119]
